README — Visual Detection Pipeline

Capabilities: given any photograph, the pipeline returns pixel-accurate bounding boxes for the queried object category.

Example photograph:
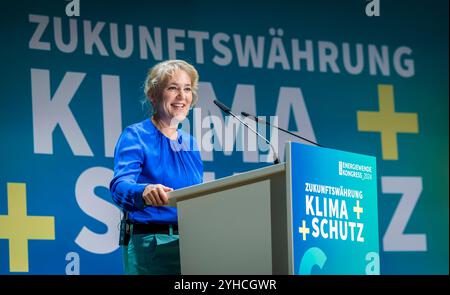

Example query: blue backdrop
[0,0,448,274]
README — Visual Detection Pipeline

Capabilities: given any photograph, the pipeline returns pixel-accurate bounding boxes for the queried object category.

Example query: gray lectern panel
[178,180,272,275]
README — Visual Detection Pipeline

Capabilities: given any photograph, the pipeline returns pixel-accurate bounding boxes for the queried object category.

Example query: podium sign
[287,142,380,275]
[170,142,379,274]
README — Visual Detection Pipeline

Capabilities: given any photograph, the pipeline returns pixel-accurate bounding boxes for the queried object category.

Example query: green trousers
[123,232,181,275]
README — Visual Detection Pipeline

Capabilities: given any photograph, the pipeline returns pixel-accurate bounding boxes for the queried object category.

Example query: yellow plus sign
[353,200,364,220]
[298,220,310,241]
[357,84,418,160]
[0,183,55,272]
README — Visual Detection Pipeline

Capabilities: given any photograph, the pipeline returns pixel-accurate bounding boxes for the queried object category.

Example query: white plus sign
[298,220,310,240]
[353,200,364,219]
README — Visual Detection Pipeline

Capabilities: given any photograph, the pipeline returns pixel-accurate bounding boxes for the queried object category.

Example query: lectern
[169,142,380,275]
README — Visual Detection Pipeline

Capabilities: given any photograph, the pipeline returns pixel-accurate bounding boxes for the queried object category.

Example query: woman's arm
[109,127,148,211]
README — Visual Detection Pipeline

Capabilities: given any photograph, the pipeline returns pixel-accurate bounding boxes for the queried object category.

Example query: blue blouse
[109,118,203,224]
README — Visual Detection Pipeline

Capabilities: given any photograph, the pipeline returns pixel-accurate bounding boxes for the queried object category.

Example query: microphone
[213,100,280,164]
[241,111,323,147]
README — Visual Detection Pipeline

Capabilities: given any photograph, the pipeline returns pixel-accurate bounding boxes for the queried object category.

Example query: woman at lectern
[110,60,203,275]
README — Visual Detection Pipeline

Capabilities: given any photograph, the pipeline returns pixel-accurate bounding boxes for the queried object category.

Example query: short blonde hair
[144,60,199,108]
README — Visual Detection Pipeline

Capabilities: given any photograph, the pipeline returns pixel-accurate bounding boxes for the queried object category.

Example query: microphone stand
[241,111,323,148]
[213,100,280,164]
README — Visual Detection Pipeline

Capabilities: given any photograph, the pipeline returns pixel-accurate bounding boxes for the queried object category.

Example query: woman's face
[153,69,193,123]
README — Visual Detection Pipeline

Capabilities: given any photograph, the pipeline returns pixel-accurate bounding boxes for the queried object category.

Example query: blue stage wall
[0,0,448,274]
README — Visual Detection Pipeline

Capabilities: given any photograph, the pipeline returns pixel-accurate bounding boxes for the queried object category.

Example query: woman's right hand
[142,184,173,206]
